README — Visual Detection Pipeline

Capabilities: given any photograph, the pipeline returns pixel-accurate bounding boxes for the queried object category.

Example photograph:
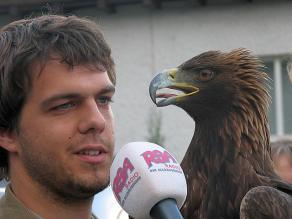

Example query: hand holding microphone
[110,142,187,219]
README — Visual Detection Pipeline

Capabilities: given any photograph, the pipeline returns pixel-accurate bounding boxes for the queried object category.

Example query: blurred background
[0,0,292,218]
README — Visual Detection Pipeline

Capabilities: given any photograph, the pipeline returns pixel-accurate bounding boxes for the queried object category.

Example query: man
[0,14,116,219]
[271,139,292,184]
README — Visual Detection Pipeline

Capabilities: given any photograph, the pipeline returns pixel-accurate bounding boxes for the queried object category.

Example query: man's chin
[81,181,109,197]
[89,180,110,195]
[54,178,110,202]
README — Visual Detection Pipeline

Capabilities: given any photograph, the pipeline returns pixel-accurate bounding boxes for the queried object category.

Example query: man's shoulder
[0,195,22,219]
[0,190,9,215]
[0,187,41,219]
[0,194,20,218]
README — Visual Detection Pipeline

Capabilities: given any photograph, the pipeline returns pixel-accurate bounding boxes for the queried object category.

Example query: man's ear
[0,129,18,153]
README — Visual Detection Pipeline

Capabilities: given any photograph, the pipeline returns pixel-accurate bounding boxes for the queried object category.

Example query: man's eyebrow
[100,85,116,94]
[41,85,115,109]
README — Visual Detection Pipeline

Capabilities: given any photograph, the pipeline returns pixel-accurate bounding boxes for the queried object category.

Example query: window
[264,56,292,138]
[282,60,292,134]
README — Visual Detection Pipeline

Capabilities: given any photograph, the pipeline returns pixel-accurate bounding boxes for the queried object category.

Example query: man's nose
[78,100,106,134]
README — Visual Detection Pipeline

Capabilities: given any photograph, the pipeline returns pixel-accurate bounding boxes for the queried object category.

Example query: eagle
[149,48,292,219]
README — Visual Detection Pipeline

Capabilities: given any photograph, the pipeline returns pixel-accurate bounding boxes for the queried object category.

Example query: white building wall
[1,1,292,161]
[74,1,292,161]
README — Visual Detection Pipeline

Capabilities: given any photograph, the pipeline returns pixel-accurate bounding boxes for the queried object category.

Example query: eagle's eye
[198,69,214,82]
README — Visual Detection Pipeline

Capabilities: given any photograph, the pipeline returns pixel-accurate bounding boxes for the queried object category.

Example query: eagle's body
[149,49,292,219]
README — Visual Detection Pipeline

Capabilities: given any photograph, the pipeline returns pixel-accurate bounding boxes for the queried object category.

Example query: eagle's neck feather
[180,106,275,219]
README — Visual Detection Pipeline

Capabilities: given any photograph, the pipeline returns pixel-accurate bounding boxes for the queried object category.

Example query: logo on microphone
[141,149,183,174]
[112,157,141,205]
[141,149,176,168]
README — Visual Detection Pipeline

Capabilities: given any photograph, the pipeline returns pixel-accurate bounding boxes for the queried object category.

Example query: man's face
[274,154,292,184]
[15,59,115,201]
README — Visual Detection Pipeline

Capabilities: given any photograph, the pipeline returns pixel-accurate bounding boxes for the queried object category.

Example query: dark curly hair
[0,14,116,180]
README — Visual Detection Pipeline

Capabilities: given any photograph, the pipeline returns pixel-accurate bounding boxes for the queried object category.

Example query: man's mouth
[77,150,101,156]
[75,147,108,164]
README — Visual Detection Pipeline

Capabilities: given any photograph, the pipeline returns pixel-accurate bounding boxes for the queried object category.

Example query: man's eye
[52,102,76,111]
[98,96,113,105]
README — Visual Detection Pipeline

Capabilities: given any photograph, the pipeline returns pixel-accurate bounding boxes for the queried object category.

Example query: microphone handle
[150,198,184,219]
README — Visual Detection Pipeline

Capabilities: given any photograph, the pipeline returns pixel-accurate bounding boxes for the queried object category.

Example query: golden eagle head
[149,48,270,122]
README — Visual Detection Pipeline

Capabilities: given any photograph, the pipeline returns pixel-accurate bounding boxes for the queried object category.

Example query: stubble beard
[19,137,111,204]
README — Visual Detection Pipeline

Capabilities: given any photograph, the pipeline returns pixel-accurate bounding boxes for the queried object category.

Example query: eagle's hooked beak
[149,68,199,107]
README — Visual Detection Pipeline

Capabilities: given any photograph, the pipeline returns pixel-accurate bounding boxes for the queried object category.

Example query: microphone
[110,142,187,219]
